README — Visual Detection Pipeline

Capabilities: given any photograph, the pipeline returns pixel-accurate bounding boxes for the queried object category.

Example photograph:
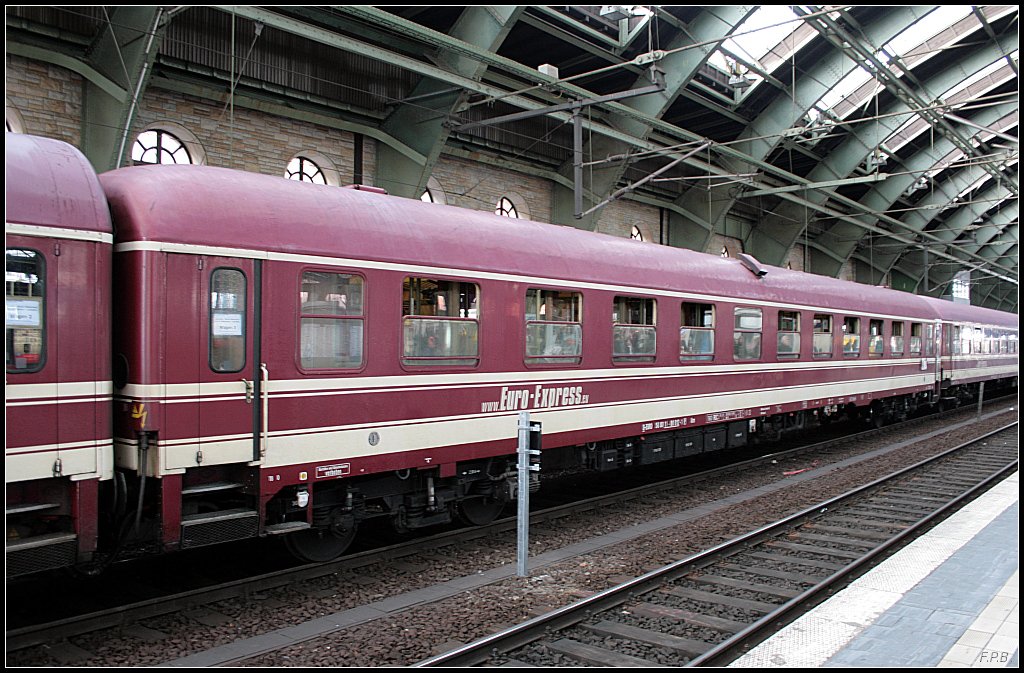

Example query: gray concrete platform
[732,471,1019,668]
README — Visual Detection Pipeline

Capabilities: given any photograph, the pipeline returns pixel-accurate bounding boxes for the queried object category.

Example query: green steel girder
[551,6,756,231]
[670,5,931,253]
[910,216,1019,301]
[374,6,524,198]
[797,5,1019,200]
[803,104,1018,281]
[860,158,1015,272]
[81,7,169,171]
[206,4,998,265]
[748,35,1018,268]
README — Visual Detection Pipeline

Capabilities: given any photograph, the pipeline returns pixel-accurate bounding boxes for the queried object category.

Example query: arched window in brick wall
[495,196,518,218]
[6,104,25,134]
[631,225,643,241]
[132,129,193,165]
[285,156,326,184]
[285,150,340,186]
[421,176,447,205]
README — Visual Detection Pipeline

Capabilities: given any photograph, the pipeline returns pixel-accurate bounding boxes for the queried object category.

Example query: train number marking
[130,403,147,426]
[316,463,351,479]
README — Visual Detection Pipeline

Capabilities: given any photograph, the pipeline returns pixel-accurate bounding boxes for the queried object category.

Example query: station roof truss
[6,5,1018,311]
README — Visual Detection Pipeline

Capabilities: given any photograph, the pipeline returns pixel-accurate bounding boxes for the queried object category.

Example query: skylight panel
[725,5,802,64]
[707,6,810,94]
[882,6,973,60]
[883,55,1017,153]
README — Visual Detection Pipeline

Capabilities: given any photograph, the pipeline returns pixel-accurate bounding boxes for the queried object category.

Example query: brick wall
[431,154,552,222]
[132,88,373,184]
[6,55,82,145]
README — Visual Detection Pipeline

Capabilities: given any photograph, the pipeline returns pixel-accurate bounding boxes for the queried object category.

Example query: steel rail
[6,402,1014,655]
[415,421,1017,667]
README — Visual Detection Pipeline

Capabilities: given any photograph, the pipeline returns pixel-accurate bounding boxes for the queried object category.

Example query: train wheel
[455,496,506,526]
[284,512,357,563]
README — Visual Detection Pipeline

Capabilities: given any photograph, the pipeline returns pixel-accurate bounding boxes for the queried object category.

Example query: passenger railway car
[6,134,113,576]
[6,134,1019,574]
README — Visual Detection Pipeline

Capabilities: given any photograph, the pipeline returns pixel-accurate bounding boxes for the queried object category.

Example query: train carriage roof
[5,133,112,235]
[919,296,1019,329]
[101,163,997,323]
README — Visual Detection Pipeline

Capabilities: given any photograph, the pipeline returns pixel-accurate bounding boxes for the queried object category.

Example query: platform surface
[731,471,1019,668]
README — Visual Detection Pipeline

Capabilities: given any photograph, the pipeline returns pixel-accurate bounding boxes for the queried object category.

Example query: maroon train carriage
[5,134,1017,575]
[5,134,113,577]
[919,297,1019,402]
[100,160,1019,564]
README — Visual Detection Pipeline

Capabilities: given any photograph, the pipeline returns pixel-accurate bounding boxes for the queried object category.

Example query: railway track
[6,405,1014,663]
[416,422,1018,667]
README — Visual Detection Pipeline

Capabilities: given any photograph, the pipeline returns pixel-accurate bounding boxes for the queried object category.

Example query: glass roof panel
[885,55,1018,153]
[818,6,1006,122]
[706,6,812,93]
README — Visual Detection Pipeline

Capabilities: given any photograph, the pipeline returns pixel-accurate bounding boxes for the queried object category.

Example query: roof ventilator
[737,253,768,278]
[344,184,388,195]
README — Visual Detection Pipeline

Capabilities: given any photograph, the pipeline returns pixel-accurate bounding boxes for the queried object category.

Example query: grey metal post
[517,411,532,577]
[977,381,985,419]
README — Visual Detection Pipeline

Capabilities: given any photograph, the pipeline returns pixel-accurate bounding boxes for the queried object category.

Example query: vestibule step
[182,481,245,496]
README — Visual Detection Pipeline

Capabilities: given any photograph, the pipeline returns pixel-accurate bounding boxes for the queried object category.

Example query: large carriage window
[868,319,885,357]
[842,317,861,356]
[613,296,656,362]
[891,322,905,355]
[6,249,45,373]
[777,311,800,359]
[909,322,922,355]
[681,302,715,361]
[210,269,246,373]
[525,288,582,365]
[301,271,364,369]
[813,314,833,358]
[403,277,478,366]
[733,307,762,361]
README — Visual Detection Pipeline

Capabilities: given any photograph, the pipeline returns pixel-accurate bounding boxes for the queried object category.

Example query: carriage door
[163,254,260,471]
[198,256,262,468]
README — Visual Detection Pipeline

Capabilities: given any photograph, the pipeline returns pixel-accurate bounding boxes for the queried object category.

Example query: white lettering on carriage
[316,463,351,479]
[480,385,589,413]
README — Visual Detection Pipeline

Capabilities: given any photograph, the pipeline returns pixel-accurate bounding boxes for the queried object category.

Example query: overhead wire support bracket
[452,60,667,133]
[577,141,711,219]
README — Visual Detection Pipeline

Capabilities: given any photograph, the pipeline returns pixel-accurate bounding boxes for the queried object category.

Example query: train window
[842,317,861,356]
[209,268,246,373]
[5,248,45,374]
[890,321,904,355]
[525,289,582,365]
[681,302,715,361]
[813,314,833,358]
[300,272,364,369]
[403,277,479,366]
[613,296,656,363]
[777,311,800,359]
[868,319,884,357]
[733,307,762,361]
[909,322,922,355]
